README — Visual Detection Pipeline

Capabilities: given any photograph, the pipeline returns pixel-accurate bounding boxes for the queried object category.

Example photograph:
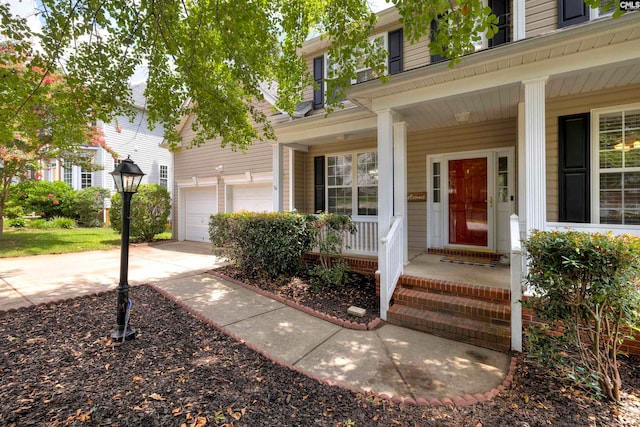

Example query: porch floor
[403,251,510,290]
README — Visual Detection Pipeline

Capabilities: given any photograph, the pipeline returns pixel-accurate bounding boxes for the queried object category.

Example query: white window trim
[590,102,640,227]
[326,150,378,218]
[159,164,169,187]
[324,32,389,93]
[589,1,615,19]
[351,33,388,85]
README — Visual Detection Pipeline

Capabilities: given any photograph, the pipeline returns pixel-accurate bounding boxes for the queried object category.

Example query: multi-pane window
[597,108,640,225]
[432,162,441,203]
[353,35,387,84]
[356,152,378,215]
[160,165,168,188]
[498,156,509,203]
[327,152,378,216]
[81,168,92,189]
[63,161,73,186]
[327,154,353,215]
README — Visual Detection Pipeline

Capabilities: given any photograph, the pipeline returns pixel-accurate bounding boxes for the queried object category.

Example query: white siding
[103,109,172,198]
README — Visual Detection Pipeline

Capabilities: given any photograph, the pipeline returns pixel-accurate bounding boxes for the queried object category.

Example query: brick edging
[148,282,517,407]
[208,270,383,331]
[1,285,518,408]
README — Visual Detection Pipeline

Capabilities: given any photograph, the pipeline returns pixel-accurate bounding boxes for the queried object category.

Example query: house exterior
[40,82,173,199]
[173,2,640,348]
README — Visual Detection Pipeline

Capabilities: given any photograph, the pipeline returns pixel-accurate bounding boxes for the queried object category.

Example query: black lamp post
[110,156,145,341]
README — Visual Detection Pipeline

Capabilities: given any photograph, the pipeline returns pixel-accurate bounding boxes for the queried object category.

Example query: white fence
[379,216,404,320]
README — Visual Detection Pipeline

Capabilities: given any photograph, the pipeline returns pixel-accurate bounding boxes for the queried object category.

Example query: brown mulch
[1,277,639,426]
[214,266,380,325]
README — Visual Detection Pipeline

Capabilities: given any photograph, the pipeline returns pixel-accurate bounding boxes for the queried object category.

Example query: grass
[0,226,173,258]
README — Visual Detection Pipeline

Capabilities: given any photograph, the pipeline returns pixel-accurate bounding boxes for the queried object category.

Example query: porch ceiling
[394,59,640,132]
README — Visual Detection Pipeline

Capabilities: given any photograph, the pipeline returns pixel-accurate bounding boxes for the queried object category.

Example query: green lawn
[0,227,172,258]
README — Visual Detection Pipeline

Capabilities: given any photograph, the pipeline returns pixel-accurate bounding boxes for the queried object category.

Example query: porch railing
[379,216,404,320]
[510,214,524,352]
[344,217,378,256]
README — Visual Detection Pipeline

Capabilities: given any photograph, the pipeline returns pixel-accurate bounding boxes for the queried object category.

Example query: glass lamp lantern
[111,156,145,193]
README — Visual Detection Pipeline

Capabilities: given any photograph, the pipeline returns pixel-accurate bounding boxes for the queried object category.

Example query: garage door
[228,183,273,213]
[184,187,217,242]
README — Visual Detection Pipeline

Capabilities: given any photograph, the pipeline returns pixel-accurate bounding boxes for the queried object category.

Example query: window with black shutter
[388,28,403,75]
[558,0,589,28]
[314,156,325,213]
[559,113,590,222]
[313,56,324,110]
[430,19,446,64]
[489,0,510,47]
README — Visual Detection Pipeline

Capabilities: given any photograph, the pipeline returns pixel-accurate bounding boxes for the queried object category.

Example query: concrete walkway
[0,241,513,404]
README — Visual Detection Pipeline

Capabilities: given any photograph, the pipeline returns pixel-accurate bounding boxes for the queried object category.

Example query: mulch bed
[214,266,380,325]
[1,278,639,426]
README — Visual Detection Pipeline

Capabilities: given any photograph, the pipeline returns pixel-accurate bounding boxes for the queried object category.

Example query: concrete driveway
[0,241,220,311]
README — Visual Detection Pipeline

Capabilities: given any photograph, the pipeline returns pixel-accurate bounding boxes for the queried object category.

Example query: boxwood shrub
[110,184,171,242]
[209,211,316,278]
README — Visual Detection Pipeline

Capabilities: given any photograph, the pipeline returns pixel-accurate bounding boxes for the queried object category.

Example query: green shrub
[3,203,24,219]
[523,230,640,402]
[209,211,315,278]
[8,180,76,219]
[75,186,110,227]
[8,217,26,228]
[109,184,171,242]
[49,216,76,229]
[308,213,356,288]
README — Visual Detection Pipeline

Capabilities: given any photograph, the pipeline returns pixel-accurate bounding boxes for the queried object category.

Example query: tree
[26,0,504,153]
[6,1,621,153]
[0,4,115,239]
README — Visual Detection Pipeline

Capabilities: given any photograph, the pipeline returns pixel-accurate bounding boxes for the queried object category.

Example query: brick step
[393,287,511,324]
[387,304,511,353]
[398,275,511,305]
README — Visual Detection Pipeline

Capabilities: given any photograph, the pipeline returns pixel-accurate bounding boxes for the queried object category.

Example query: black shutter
[314,156,325,213]
[558,0,589,28]
[430,20,445,64]
[388,28,403,75]
[489,0,510,47]
[313,56,324,110]
[559,113,590,223]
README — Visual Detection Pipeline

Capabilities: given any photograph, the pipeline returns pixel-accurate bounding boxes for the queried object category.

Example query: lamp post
[110,156,145,341]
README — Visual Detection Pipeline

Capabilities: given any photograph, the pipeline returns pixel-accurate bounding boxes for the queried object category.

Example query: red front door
[448,158,488,246]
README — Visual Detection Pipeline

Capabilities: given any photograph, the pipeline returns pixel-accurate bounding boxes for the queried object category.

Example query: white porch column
[288,147,294,211]
[393,120,408,264]
[522,77,548,234]
[517,102,527,234]
[272,143,284,212]
[377,108,395,238]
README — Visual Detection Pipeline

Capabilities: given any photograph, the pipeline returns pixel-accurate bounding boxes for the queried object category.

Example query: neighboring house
[41,82,173,200]
[173,2,640,351]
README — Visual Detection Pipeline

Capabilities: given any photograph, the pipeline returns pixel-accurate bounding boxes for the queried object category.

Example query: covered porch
[272,12,640,353]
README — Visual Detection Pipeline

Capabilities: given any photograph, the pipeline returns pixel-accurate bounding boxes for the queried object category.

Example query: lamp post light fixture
[110,156,145,341]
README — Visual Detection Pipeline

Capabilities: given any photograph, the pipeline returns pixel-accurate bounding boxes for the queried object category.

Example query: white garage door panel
[185,187,217,242]
[229,183,272,213]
